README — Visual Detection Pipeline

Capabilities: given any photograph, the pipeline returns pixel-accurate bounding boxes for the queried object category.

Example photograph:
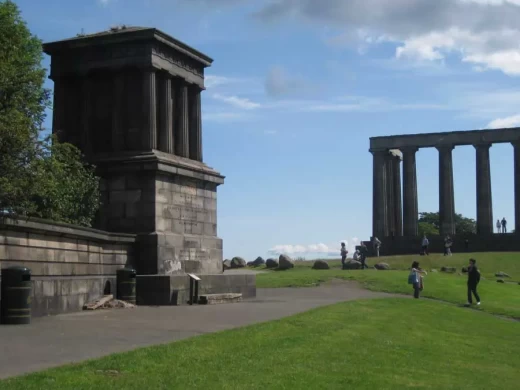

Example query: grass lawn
[2,299,519,390]
[255,252,520,319]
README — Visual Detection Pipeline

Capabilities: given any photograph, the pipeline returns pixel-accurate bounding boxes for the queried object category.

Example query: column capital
[369,148,388,156]
[400,146,419,155]
[435,144,455,152]
[473,142,492,150]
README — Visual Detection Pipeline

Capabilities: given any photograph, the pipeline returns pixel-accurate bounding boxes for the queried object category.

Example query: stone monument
[43,26,255,304]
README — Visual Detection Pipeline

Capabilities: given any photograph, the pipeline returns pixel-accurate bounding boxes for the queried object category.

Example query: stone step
[198,293,242,305]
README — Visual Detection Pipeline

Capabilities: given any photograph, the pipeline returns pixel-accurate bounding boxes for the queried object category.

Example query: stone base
[0,276,115,318]
[136,273,256,306]
[366,233,520,256]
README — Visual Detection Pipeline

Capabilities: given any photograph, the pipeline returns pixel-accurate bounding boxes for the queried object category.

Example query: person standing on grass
[466,258,481,306]
[340,242,348,268]
[409,261,428,299]
[373,237,382,257]
[421,235,429,256]
[501,217,507,233]
[496,219,501,234]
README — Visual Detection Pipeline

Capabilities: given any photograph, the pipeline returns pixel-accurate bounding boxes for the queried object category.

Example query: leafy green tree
[0,0,49,215]
[0,0,100,226]
[418,212,476,235]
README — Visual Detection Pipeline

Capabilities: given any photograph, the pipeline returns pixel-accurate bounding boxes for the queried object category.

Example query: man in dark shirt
[466,258,481,306]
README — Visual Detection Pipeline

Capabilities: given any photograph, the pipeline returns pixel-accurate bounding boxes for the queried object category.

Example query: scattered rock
[312,260,330,270]
[223,260,232,270]
[343,260,362,270]
[431,269,438,273]
[252,257,266,267]
[497,279,505,283]
[441,267,457,273]
[246,261,254,267]
[278,254,295,270]
[495,272,510,278]
[374,263,390,270]
[462,267,468,273]
[265,258,279,269]
[231,257,246,269]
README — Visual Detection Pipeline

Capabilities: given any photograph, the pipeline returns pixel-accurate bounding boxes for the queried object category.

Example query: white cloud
[264,66,316,97]
[254,0,520,76]
[211,93,261,109]
[202,111,252,123]
[97,0,112,6]
[268,238,361,258]
[487,114,520,128]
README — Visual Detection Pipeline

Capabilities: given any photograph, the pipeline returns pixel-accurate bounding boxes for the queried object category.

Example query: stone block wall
[0,217,136,316]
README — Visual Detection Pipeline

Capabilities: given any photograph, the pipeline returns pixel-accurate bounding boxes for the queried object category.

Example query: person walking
[408,261,428,299]
[421,235,429,256]
[501,217,507,233]
[444,235,452,256]
[466,258,481,306]
[496,219,501,234]
[340,242,348,268]
[373,237,382,257]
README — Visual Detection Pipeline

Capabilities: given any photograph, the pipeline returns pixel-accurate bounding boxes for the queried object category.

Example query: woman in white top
[410,261,428,299]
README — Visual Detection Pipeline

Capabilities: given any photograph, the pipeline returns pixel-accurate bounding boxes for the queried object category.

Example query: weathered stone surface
[265,258,278,269]
[312,260,330,270]
[252,257,265,267]
[441,266,457,273]
[223,260,232,270]
[374,262,390,270]
[343,260,362,270]
[230,257,246,269]
[278,254,294,270]
[495,272,510,278]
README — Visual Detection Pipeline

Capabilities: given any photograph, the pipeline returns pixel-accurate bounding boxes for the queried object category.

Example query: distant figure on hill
[340,242,348,267]
[501,217,507,233]
[464,238,469,252]
[408,261,428,299]
[353,250,361,261]
[373,237,382,257]
[444,235,452,256]
[465,258,481,307]
[496,219,501,234]
[421,235,429,256]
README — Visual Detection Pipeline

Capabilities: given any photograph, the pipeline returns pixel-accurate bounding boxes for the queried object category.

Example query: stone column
[142,69,157,150]
[393,154,403,236]
[437,145,456,235]
[385,152,396,237]
[475,143,493,234]
[80,76,92,155]
[174,80,189,158]
[513,141,520,234]
[112,72,125,152]
[372,149,388,238]
[158,73,174,154]
[402,147,418,236]
[188,85,203,162]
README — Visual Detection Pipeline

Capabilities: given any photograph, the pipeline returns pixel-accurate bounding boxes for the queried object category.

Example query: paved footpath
[0,281,399,379]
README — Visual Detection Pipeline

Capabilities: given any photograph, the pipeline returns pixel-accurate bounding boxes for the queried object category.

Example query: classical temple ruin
[368,127,520,255]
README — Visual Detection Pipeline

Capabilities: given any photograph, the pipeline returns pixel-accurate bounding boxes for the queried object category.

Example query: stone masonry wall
[0,217,136,316]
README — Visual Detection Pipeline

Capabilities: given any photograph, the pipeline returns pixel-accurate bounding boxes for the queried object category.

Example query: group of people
[340,237,383,270]
[496,218,508,233]
[409,258,481,306]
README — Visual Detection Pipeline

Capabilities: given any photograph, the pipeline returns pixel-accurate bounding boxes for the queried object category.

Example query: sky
[14,0,520,260]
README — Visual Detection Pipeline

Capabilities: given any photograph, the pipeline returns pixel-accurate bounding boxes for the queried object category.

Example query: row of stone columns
[142,70,203,161]
[372,142,520,238]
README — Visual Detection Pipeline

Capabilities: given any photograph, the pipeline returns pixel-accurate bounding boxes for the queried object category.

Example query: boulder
[252,257,266,267]
[312,260,330,270]
[441,266,457,273]
[265,258,279,269]
[343,260,362,270]
[278,254,295,270]
[231,257,246,269]
[497,279,505,283]
[495,272,510,278]
[223,260,232,270]
[462,267,469,273]
[374,263,390,270]
[247,261,254,267]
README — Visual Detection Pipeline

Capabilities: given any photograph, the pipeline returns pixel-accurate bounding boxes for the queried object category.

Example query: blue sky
[16,0,520,260]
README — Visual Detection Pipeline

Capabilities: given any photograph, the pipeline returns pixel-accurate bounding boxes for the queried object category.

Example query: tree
[0,1,100,226]
[418,212,476,235]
